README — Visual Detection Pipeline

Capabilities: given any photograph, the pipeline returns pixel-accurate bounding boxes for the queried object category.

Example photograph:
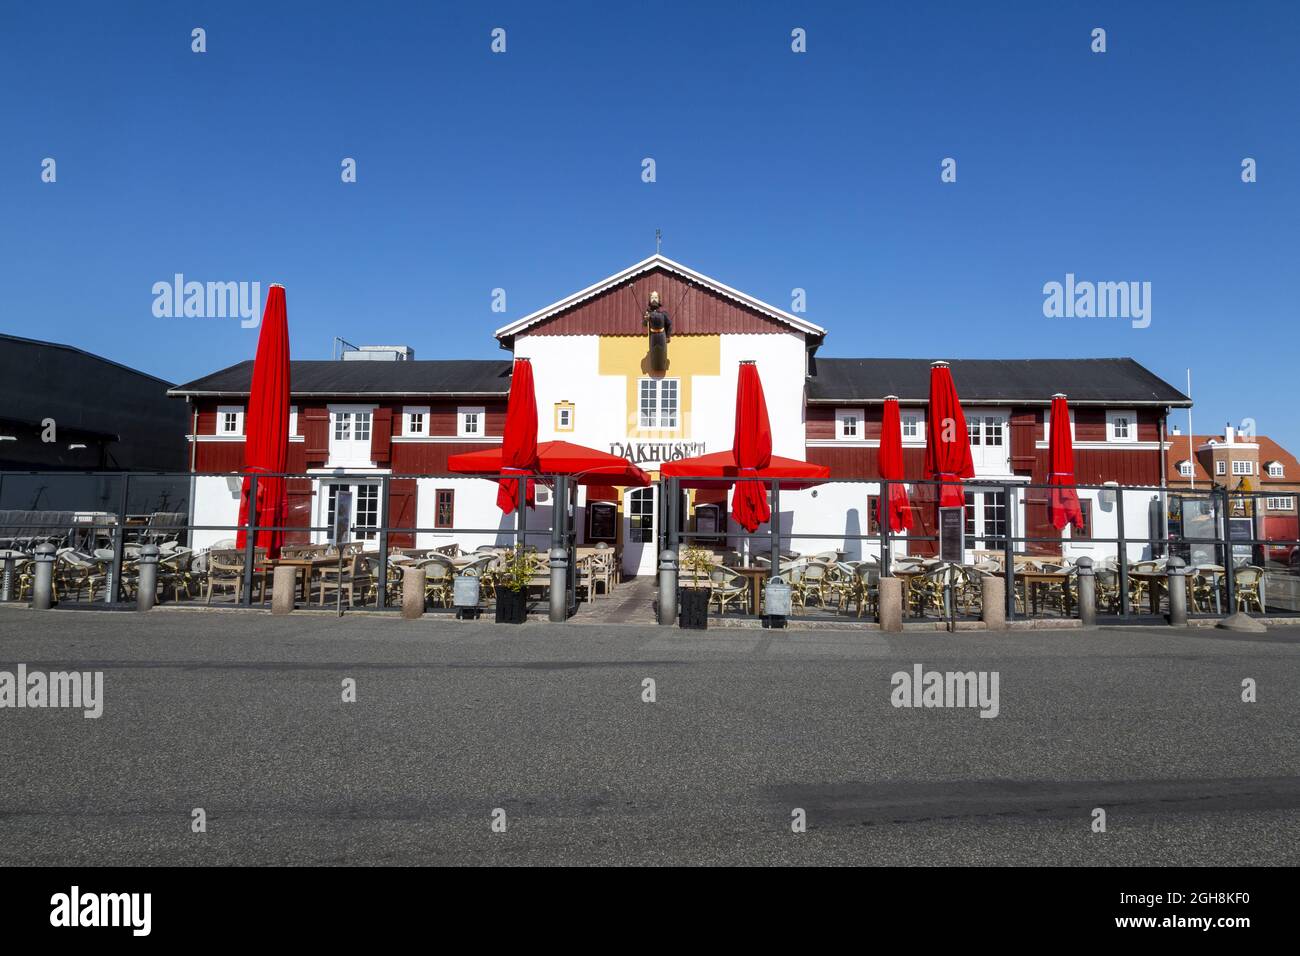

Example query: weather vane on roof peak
[655,228,661,254]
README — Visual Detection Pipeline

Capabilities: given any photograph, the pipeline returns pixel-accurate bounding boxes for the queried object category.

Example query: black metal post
[1116,486,1130,617]
[1003,482,1015,620]
[1219,488,1236,611]
[107,475,130,604]
[377,475,390,610]
[241,473,258,607]
[516,475,527,551]
[880,480,891,576]
[769,478,781,572]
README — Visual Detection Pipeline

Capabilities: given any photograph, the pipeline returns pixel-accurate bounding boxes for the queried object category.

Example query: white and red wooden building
[171,255,1193,574]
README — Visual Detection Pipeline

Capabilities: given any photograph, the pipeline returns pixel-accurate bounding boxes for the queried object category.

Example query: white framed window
[458,406,485,438]
[216,405,244,435]
[555,402,574,432]
[901,413,923,441]
[289,405,299,437]
[1215,460,1227,475]
[1106,410,1136,442]
[1177,460,1193,478]
[1231,459,1252,476]
[638,379,679,429]
[403,406,430,436]
[1267,461,1284,478]
[333,409,371,441]
[835,408,862,440]
[1266,496,1294,511]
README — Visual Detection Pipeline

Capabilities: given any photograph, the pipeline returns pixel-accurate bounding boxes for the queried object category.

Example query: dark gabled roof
[807,358,1191,406]
[168,359,513,397]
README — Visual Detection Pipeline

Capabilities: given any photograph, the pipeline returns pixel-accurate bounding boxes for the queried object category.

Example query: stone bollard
[1166,555,1188,626]
[1075,556,1096,627]
[271,565,298,615]
[878,576,903,632]
[401,566,426,619]
[549,547,568,623]
[981,573,1006,629]
[136,544,160,611]
[32,543,56,610]
[657,549,678,626]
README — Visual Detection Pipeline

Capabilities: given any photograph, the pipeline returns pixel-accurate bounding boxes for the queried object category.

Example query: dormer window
[1267,461,1284,478]
[1177,460,1193,478]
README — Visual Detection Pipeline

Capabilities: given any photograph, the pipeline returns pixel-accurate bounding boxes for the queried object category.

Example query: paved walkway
[568,575,658,625]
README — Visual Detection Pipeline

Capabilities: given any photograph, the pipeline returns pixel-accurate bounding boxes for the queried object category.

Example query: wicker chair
[417,556,456,607]
[708,566,749,615]
[1233,566,1264,612]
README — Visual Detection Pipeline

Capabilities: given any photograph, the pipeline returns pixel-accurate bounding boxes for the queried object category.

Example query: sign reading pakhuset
[609,441,706,465]
[0,664,103,719]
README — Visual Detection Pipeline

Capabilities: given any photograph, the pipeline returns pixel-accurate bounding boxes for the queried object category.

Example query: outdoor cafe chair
[204,549,249,604]
[708,566,748,615]
[852,563,880,618]
[317,552,373,607]
[415,556,456,607]
[799,560,832,609]
[1233,566,1264,613]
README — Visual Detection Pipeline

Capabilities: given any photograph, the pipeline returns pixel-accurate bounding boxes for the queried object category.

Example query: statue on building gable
[643,290,672,372]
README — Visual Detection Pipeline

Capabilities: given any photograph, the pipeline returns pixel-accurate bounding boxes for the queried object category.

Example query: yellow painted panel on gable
[597,335,721,439]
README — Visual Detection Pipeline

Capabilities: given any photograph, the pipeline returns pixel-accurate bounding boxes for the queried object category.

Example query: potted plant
[678,546,713,630]
[494,548,533,624]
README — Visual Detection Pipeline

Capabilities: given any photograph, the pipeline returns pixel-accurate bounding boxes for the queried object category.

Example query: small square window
[555,402,575,432]
[1107,410,1137,442]
[458,407,486,438]
[1268,462,1284,478]
[835,408,863,440]
[901,415,920,440]
[217,406,243,435]
[404,406,429,436]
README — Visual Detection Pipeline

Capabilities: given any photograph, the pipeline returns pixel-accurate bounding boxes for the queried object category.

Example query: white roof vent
[341,345,415,361]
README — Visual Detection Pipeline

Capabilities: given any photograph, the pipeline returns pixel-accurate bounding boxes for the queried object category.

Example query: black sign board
[333,490,353,545]
[939,506,965,562]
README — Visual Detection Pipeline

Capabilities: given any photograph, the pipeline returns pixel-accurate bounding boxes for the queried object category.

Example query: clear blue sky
[2,1,1297,447]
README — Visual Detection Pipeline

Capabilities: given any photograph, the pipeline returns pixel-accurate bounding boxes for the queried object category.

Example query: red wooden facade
[521,266,790,338]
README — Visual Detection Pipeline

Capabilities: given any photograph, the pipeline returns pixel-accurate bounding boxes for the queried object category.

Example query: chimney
[1225,423,1235,443]
[1170,424,1181,436]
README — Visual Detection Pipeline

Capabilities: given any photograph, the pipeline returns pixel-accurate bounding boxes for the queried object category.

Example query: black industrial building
[0,333,187,471]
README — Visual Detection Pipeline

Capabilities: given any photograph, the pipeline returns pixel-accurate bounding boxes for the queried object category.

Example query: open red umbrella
[877,395,914,532]
[448,440,650,487]
[235,284,291,558]
[1048,393,1085,531]
[661,361,829,532]
[923,360,974,508]
[495,358,539,514]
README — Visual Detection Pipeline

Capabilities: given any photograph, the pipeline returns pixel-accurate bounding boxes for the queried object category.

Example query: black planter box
[495,589,528,624]
[678,587,710,630]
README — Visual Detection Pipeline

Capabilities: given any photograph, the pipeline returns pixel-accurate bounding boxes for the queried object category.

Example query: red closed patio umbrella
[730,361,774,532]
[495,358,539,514]
[235,284,291,558]
[877,395,914,532]
[661,361,829,533]
[923,360,974,508]
[1048,393,1085,531]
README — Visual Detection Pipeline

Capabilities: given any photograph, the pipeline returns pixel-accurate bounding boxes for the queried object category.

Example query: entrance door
[963,488,1009,559]
[316,480,382,545]
[623,486,657,577]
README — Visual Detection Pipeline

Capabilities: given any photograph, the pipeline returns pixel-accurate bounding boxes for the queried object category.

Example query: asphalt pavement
[0,606,1296,865]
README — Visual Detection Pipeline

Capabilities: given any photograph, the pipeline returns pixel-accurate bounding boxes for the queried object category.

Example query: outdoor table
[891,567,926,616]
[269,555,338,602]
[733,565,770,615]
[1127,571,1166,615]
[1016,570,1073,617]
